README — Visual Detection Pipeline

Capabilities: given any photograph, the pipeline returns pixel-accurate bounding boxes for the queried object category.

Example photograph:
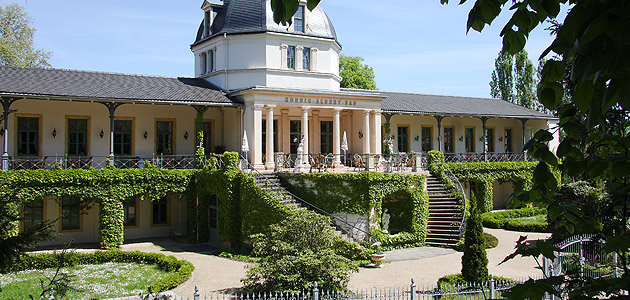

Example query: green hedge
[278,172,428,249]
[3,250,194,292]
[481,207,549,232]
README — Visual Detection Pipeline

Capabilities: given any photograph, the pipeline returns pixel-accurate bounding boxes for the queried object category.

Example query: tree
[461,188,488,284]
[489,50,540,111]
[440,0,630,299]
[339,54,377,90]
[242,210,358,291]
[0,3,51,67]
[489,51,513,102]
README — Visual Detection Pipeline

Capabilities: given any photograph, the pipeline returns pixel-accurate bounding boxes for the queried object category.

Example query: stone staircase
[253,173,355,242]
[425,175,462,247]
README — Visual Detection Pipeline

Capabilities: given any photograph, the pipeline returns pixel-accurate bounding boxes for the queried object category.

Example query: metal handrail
[443,164,467,239]
[240,155,370,242]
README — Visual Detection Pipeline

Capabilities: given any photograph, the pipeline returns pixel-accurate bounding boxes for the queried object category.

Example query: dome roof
[193,0,338,45]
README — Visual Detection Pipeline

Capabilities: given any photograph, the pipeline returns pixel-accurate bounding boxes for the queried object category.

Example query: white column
[363,110,370,154]
[296,46,304,71]
[265,106,275,169]
[281,109,289,153]
[252,105,264,169]
[333,108,341,165]
[374,110,382,155]
[312,110,320,153]
[301,107,310,165]
[280,45,288,69]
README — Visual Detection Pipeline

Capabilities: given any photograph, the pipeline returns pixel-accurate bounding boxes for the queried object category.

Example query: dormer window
[293,6,305,33]
[204,10,211,37]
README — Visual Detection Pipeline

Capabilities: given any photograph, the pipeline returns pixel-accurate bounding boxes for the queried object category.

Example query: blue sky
[6,0,565,98]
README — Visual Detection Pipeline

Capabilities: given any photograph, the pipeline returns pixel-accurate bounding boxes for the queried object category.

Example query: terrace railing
[444,152,533,163]
[3,154,225,171]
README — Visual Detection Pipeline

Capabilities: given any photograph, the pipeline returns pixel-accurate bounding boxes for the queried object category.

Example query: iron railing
[442,164,467,239]
[43,277,524,300]
[2,154,225,171]
[444,152,533,163]
[240,156,371,242]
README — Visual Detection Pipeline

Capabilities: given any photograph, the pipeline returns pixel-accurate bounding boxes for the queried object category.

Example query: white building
[0,0,558,245]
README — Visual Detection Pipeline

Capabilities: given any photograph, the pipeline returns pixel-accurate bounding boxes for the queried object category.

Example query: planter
[371,253,385,267]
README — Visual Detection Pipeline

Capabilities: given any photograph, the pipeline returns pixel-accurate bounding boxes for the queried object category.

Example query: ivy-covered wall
[426,150,544,213]
[1,152,294,250]
[278,172,429,249]
[0,167,195,249]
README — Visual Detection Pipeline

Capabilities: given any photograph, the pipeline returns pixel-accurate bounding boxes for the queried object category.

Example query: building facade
[0,0,558,245]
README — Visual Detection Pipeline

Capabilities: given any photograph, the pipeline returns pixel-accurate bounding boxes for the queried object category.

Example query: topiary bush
[481,207,549,232]
[461,190,488,284]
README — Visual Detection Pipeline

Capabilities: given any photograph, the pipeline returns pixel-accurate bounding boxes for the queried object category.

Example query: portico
[232,87,385,170]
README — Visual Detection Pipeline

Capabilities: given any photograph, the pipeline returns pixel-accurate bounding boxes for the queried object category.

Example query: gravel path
[109,228,549,296]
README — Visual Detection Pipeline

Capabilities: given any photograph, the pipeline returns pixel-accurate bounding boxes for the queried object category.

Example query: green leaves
[339,54,377,90]
[270,0,320,25]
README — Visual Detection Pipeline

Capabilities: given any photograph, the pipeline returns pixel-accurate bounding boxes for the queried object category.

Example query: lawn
[481,207,549,232]
[0,262,170,299]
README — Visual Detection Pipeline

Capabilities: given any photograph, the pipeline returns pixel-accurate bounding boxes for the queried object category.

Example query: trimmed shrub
[461,190,488,284]
[481,207,549,232]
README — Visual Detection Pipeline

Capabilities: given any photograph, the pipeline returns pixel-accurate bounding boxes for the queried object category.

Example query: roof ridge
[0,65,194,80]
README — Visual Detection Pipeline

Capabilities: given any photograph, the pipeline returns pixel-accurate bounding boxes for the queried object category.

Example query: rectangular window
[61,196,81,231]
[123,197,137,227]
[207,50,214,73]
[152,196,168,225]
[444,127,454,153]
[421,126,432,152]
[209,195,218,230]
[67,118,88,156]
[203,121,213,155]
[17,116,39,156]
[504,128,513,153]
[201,52,207,75]
[262,120,278,156]
[303,47,311,71]
[485,128,495,152]
[114,119,132,155]
[294,6,305,32]
[320,121,333,153]
[156,120,174,155]
[287,46,296,69]
[465,127,475,153]
[23,199,43,230]
[397,126,409,153]
[290,120,301,154]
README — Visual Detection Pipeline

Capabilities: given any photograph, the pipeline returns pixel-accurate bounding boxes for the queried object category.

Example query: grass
[0,262,170,299]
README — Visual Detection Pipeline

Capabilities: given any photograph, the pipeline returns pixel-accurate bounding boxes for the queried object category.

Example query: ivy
[0,152,295,250]
[278,172,428,250]
[426,150,546,213]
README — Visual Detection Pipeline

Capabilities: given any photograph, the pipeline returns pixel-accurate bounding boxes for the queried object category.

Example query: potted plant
[370,242,385,267]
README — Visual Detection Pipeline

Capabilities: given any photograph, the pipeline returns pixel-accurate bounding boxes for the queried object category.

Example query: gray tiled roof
[367,90,554,120]
[0,66,239,106]
[193,0,338,46]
